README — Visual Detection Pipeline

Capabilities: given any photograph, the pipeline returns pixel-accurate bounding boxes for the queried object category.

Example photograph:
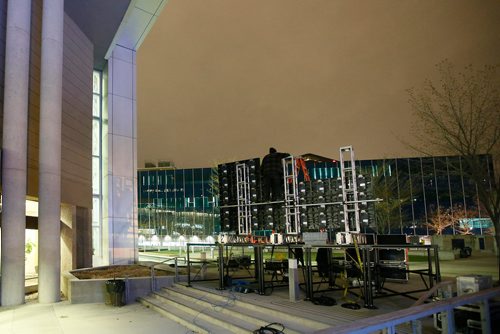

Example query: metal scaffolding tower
[283,156,300,236]
[339,146,361,233]
[236,163,252,235]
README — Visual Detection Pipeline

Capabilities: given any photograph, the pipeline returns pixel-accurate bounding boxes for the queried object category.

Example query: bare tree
[408,60,500,280]
[452,206,480,235]
[426,208,454,235]
[426,205,478,235]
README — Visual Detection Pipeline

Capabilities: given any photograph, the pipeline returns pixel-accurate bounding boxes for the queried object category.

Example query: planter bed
[62,264,186,304]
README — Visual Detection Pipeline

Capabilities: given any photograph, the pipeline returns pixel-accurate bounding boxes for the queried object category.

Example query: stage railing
[312,286,499,334]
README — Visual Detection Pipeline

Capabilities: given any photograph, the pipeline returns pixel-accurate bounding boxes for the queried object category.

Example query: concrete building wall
[26,0,42,199]
[17,0,92,209]
[0,0,92,270]
[60,13,93,208]
[27,1,42,199]
[1,0,163,276]
[103,46,138,265]
[0,0,5,138]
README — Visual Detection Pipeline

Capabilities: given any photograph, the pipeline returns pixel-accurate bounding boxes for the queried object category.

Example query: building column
[103,45,138,265]
[38,0,64,303]
[0,0,32,307]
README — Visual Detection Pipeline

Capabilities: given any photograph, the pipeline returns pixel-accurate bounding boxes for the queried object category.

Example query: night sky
[137,0,500,168]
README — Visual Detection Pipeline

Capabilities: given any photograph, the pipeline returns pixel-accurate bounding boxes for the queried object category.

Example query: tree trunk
[491,213,500,285]
[496,228,500,285]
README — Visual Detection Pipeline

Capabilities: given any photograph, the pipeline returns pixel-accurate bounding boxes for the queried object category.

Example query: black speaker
[377,234,407,262]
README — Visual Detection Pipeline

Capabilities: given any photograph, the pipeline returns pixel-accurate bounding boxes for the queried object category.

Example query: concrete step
[156,289,305,334]
[158,283,330,333]
[138,295,205,333]
[173,283,332,328]
[155,290,264,333]
[138,295,238,334]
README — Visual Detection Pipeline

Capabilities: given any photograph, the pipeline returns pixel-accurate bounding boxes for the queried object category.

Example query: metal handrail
[149,256,186,292]
[313,286,500,334]
[412,280,453,306]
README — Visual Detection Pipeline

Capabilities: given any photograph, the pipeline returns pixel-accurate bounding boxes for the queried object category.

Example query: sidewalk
[0,299,191,334]
[411,251,498,281]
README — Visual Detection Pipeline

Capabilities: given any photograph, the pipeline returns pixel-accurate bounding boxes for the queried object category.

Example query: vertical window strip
[91,70,103,259]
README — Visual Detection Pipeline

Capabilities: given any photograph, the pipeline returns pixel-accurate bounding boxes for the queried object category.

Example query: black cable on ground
[341,302,361,310]
[253,322,285,334]
[311,295,336,306]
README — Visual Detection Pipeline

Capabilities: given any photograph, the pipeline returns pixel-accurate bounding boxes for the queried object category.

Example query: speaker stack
[218,159,377,236]
[297,177,344,232]
[218,158,261,233]
[376,234,409,281]
[218,162,237,232]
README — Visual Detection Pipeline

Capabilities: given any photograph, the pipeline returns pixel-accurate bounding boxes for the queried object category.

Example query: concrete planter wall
[62,267,187,304]
[431,235,497,260]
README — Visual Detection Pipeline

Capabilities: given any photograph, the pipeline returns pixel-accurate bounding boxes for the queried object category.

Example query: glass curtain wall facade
[138,167,219,238]
[136,155,493,237]
[363,155,493,235]
[92,70,102,261]
[305,155,493,235]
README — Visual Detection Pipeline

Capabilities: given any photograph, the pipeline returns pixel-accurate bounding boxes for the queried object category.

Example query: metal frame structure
[225,146,378,243]
[185,242,443,310]
[339,146,361,233]
[283,155,301,236]
[184,241,496,333]
[236,163,252,235]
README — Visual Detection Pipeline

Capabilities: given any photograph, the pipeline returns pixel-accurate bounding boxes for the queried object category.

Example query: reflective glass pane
[92,226,100,256]
[92,196,100,224]
[92,157,100,194]
[92,119,100,156]
[93,94,100,117]
[93,71,100,93]
[434,158,450,208]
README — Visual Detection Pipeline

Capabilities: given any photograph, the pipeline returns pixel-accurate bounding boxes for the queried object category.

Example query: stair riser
[159,290,269,326]
[138,298,209,334]
[169,285,325,330]
[152,295,250,334]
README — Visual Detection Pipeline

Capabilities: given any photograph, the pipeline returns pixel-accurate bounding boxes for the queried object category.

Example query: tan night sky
[137,0,500,169]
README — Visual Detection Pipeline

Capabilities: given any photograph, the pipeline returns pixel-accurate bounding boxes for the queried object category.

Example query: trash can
[459,246,472,258]
[105,279,125,306]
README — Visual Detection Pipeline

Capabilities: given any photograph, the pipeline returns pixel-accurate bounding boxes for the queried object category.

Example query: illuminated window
[92,70,102,260]
[92,119,100,156]
[92,157,100,194]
